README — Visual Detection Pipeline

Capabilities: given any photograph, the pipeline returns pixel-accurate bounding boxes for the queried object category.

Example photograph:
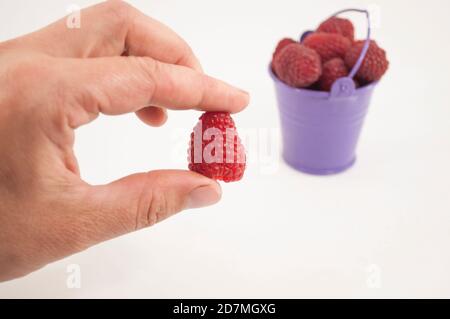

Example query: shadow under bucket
[270,8,378,175]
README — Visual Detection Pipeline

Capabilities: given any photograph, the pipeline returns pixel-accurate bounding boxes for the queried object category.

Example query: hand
[0,0,249,282]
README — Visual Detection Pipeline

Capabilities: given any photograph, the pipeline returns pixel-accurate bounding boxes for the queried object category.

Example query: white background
[1,0,450,298]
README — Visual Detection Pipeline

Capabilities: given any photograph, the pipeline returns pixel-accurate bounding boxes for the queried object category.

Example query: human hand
[0,0,249,281]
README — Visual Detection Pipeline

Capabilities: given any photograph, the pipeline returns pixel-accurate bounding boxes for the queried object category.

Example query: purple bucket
[270,9,377,175]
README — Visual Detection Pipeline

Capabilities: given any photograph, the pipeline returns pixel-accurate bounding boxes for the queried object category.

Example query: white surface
[1,0,450,298]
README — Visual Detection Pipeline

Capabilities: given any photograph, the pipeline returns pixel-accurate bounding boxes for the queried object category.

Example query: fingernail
[186,184,222,209]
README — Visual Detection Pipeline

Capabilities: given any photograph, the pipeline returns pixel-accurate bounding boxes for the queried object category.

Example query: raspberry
[317,17,355,42]
[272,43,322,88]
[303,32,351,62]
[272,38,296,60]
[345,40,389,83]
[319,58,350,91]
[188,112,246,183]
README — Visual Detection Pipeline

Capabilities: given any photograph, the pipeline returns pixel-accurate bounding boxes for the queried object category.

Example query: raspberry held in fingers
[188,112,246,183]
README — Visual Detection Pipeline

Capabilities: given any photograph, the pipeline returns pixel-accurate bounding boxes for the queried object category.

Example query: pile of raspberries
[271,16,389,91]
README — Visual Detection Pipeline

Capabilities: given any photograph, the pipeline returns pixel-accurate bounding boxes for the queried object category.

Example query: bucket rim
[268,65,378,98]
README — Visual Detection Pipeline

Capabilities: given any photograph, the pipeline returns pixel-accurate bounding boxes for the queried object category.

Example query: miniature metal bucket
[270,9,377,175]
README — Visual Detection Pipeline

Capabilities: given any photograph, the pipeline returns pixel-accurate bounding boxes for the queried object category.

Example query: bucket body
[270,69,377,175]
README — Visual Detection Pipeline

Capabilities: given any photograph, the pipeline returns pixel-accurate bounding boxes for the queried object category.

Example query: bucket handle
[333,8,371,79]
[329,9,371,98]
[301,8,371,98]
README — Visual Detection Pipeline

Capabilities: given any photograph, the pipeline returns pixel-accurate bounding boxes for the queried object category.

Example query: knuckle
[134,175,170,230]
[104,0,135,24]
[106,0,132,12]
[146,190,168,228]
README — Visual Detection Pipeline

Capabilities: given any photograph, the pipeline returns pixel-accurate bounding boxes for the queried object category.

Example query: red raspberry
[319,58,349,91]
[303,32,351,62]
[272,38,296,60]
[345,40,389,83]
[272,43,322,88]
[317,17,355,42]
[188,112,246,183]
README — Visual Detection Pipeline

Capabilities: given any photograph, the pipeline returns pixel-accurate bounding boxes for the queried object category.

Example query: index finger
[62,56,249,128]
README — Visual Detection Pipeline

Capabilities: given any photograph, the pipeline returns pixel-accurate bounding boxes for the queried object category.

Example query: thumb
[81,170,221,243]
